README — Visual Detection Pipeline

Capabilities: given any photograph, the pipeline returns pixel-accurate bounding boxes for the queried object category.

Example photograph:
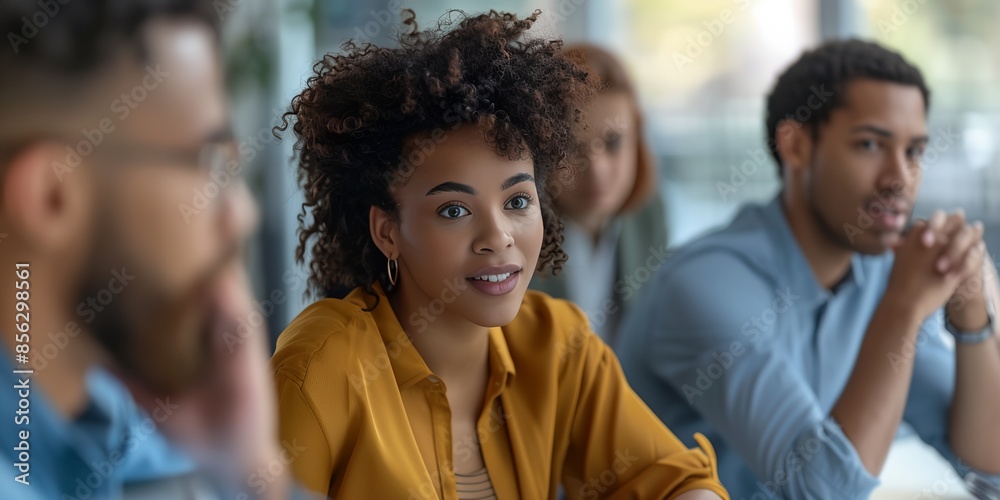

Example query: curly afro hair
[765,39,930,176]
[276,9,595,300]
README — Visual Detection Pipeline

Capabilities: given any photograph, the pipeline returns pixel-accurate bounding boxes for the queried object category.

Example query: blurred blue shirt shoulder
[0,351,195,499]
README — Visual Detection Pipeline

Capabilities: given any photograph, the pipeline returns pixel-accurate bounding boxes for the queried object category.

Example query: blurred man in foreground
[0,1,305,498]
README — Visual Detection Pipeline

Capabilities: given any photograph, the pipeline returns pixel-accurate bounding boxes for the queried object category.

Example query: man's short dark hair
[1,0,218,73]
[765,39,930,175]
[0,0,218,147]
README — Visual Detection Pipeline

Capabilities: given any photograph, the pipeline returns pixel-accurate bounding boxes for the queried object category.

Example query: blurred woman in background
[531,44,669,346]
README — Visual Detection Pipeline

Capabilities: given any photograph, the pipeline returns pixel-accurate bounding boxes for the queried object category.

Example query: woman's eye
[439,205,470,218]
[505,195,532,210]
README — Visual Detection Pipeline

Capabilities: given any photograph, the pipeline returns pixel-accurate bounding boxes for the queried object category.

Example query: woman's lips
[466,270,520,296]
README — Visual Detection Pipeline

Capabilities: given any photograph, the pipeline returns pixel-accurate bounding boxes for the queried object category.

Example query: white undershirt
[561,219,622,343]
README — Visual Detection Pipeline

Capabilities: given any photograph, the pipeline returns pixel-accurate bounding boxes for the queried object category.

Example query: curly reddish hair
[276,9,595,300]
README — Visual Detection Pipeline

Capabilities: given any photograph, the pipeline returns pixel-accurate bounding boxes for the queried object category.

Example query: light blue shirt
[0,349,197,499]
[616,196,1000,499]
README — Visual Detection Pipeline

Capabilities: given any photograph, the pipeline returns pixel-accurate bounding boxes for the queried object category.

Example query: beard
[76,212,215,396]
[806,180,859,252]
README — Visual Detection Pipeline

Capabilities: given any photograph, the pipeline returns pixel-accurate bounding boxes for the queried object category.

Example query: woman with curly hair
[270,10,728,500]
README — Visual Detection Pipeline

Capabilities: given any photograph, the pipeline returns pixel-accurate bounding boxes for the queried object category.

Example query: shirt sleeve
[903,310,1000,493]
[629,251,879,499]
[274,372,336,497]
[560,316,730,500]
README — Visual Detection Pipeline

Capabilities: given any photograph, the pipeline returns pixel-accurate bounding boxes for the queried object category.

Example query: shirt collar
[354,284,516,391]
[488,326,516,390]
[351,284,434,390]
[0,350,195,489]
[760,196,866,305]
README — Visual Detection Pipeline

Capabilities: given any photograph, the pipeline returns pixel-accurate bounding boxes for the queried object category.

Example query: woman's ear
[369,205,399,260]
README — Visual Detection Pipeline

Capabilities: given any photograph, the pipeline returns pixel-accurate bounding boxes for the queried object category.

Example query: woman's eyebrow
[425,173,535,196]
[501,173,535,190]
[426,181,476,196]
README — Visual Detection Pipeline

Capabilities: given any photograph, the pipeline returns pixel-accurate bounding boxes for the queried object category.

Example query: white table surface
[872,434,973,500]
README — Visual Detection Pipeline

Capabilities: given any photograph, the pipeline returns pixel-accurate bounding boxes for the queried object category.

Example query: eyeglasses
[0,136,241,177]
[99,140,241,177]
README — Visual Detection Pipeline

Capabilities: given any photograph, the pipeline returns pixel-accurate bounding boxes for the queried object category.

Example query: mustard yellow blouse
[271,286,728,499]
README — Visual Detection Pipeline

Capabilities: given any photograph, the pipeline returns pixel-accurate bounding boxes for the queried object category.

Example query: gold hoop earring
[387,258,399,286]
